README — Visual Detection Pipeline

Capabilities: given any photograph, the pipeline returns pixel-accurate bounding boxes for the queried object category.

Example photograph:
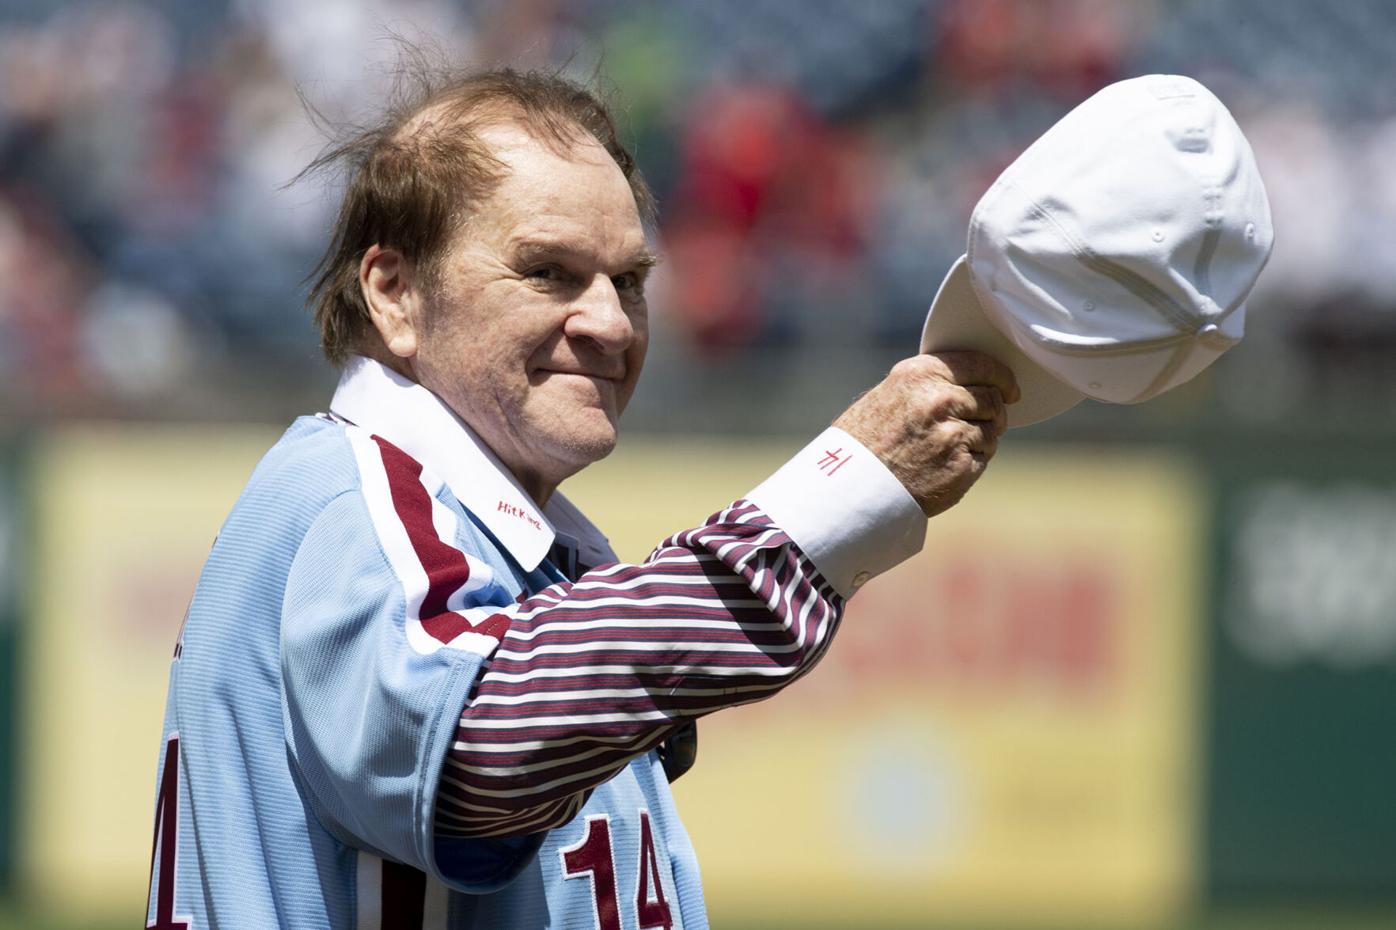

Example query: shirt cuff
[745,427,926,599]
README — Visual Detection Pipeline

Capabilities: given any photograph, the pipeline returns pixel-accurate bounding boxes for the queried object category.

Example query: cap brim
[919,257,1083,428]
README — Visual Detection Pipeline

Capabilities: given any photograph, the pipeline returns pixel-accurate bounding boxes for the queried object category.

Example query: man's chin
[540,416,620,471]
[568,427,620,465]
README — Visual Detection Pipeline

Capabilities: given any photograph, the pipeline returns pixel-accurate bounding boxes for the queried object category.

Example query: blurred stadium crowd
[1,0,1394,430]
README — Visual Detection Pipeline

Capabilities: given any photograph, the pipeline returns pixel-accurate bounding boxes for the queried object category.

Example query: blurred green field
[5,904,1396,930]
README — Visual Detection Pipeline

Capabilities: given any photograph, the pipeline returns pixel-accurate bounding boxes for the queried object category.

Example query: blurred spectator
[662,84,873,353]
[936,0,1146,99]
[0,188,90,406]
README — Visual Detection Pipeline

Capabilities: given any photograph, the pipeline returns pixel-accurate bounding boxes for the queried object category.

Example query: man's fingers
[930,416,999,457]
[952,384,1008,435]
[960,419,999,458]
[921,351,1021,405]
[926,384,1006,436]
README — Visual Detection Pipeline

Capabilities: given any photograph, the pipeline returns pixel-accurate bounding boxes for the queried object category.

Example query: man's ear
[360,245,423,360]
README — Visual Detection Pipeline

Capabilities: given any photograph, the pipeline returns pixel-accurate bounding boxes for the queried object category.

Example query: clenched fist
[834,352,1019,518]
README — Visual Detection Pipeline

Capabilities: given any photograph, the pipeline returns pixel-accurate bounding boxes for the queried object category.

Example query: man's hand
[833,352,1020,518]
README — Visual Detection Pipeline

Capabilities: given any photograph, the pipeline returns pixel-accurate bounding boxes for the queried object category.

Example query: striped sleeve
[435,500,841,839]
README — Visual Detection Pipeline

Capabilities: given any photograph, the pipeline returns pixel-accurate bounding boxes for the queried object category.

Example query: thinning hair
[301,62,654,365]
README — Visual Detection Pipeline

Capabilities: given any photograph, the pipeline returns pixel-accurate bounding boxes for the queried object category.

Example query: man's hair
[302,64,655,365]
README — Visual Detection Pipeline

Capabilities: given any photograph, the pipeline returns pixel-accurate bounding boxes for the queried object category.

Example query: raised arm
[439,352,1019,838]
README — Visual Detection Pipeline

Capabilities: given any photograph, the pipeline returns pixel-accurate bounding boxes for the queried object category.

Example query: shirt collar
[329,356,557,570]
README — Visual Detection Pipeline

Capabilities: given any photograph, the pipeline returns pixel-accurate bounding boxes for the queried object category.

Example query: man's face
[410,123,653,500]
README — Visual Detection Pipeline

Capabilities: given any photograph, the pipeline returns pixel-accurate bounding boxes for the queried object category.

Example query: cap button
[1195,321,1233,348]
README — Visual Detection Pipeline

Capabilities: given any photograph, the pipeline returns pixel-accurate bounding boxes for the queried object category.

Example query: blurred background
[0,0,1394,927]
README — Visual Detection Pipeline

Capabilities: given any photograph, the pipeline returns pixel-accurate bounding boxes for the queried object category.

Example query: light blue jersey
[146,357,924,929]
[146,411,705,929]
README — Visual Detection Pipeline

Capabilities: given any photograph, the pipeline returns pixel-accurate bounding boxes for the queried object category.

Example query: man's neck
[515,470,555,510]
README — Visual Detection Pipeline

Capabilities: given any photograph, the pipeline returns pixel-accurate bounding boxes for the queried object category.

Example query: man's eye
[612,273,643,294]
[525,266,562,282]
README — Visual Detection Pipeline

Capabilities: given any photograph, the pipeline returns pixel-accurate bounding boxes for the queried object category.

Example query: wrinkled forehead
[467,122,647,255]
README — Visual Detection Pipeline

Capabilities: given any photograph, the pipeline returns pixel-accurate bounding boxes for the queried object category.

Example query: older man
[146,68,1016,929]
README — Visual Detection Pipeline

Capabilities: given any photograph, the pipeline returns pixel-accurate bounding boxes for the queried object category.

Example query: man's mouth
[537,368,623,383]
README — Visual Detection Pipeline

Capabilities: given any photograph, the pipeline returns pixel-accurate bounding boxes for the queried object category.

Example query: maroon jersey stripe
[372,436,508,644]
[379,860,426,930]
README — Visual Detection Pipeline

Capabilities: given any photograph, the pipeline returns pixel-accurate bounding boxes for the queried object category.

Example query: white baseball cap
[920,74,1274,427]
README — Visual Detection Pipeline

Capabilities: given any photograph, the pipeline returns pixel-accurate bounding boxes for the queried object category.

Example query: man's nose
[565,274,634,354]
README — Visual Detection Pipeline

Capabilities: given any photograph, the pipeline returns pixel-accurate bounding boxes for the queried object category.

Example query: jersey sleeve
[436,427,927,838]
[279,430,542,892]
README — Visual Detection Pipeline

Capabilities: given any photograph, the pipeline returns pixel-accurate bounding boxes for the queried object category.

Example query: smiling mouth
[537,369,623,384]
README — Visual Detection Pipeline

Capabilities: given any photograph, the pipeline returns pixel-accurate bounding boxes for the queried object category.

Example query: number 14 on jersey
[560,811,673,930]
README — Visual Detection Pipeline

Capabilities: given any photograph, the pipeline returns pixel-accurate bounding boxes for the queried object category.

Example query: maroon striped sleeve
[436,499,844,838]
